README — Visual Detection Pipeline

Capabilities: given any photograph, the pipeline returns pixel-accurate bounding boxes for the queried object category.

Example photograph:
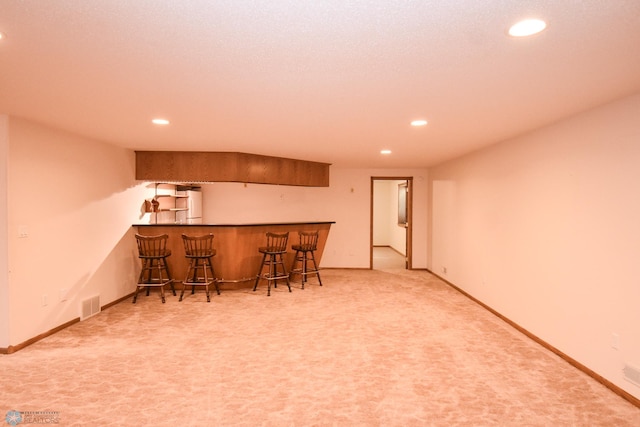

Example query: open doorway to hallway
[371,177,413,270]
[372,246,406,269]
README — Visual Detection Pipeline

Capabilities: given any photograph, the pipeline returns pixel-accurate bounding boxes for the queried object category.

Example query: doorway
[370,177,413,270]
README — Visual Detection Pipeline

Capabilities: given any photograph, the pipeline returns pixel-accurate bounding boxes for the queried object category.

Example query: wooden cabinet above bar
[135,151,330,187]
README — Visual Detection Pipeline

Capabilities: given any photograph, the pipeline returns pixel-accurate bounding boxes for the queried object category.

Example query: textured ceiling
[1,1,640,168]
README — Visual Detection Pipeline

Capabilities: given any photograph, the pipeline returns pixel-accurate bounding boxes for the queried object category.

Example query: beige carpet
[1,269,639,426]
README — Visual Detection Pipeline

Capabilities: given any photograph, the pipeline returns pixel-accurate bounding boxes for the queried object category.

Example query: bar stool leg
[209,257,220,295]
[156,261,166,303]
[290,250,298,286]
[254,253,268,292]
[163,259,176,296]
[134,259,148,303]
[302,251,308,289]
[278,252,292,292]
[145,260,152,296]
[191,259,199,294]
[267,254,275,296]
[180,258,195,302]
[159,279,166,303]
[310,250,322,286]
[203,258,211,302]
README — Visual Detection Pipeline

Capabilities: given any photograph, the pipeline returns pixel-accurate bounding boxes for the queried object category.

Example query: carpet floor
[1,269,639,426]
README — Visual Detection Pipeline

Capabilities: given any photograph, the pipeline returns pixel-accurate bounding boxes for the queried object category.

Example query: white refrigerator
[175,189,203,224]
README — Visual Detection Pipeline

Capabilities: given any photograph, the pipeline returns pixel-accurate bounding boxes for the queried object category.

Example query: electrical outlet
[59,288,68,302]
[442,266,447,274]
[18,225,29,238]
[42,294,48,307]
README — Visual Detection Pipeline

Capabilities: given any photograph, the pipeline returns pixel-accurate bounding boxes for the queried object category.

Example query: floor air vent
[81,295,101,321]
[623,363,640,387]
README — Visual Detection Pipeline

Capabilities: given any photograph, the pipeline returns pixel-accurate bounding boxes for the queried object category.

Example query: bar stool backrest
[182,233,215,257]
[264,232,289,253]
[136,234,169,258]
[297,231,319,251]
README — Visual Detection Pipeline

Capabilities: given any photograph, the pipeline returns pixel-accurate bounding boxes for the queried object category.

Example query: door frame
[370,176,413,270]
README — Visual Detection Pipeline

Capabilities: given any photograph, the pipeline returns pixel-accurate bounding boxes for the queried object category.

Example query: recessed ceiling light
[380,149,392,155]
[152,118,170,125]
[411,120,428,127]
[0,32,5,40]
[508,19,547,37]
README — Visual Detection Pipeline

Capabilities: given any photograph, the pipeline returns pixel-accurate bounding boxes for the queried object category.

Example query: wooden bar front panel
[134,222,332,289]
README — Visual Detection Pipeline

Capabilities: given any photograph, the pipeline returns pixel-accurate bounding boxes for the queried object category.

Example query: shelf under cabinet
[157,208,189,212]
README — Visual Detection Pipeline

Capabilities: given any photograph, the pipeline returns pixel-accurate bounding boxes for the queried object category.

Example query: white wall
[6,118,146,346]
[201,168,428,269]
[373,180,392,246]
[0,115,9,348]
[428,92,640,399]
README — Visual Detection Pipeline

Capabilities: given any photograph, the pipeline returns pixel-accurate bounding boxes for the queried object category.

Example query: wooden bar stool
[134,233,175,303]
[253,232,291,296]
[180,233,219,302]
[290,231,323,289]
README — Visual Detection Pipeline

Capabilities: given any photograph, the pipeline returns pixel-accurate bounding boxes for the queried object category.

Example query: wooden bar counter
[134,222,334,289]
